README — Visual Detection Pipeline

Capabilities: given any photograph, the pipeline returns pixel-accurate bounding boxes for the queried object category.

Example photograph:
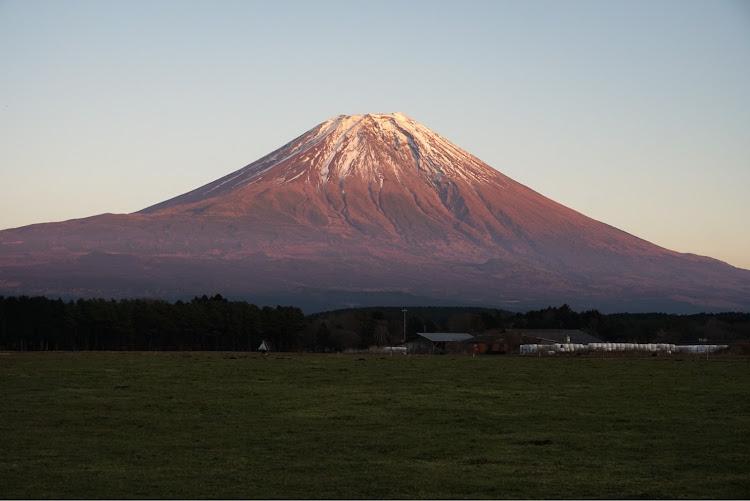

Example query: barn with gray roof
[413,332,474,354]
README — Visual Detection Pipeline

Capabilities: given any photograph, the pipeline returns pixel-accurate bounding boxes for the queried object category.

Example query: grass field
[1,351,748,499]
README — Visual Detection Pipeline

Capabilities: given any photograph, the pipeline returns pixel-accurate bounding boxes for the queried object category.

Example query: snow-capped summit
[140,112,503,214]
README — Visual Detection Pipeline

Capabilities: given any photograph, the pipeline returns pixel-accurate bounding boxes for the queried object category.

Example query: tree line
[1,296,749,351]
[0,295,304,351]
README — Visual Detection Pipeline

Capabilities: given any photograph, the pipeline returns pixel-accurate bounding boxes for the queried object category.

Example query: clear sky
[1,0,749,270]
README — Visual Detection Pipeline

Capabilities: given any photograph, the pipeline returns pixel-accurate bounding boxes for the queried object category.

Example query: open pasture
[1,352,748,499]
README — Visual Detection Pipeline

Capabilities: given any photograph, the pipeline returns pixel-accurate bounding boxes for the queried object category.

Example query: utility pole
[402,308,407,343]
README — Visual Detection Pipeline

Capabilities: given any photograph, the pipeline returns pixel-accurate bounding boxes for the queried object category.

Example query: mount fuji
[1,112,749,313]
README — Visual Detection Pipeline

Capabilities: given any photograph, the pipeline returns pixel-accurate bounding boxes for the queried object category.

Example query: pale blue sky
[1,0,749,269]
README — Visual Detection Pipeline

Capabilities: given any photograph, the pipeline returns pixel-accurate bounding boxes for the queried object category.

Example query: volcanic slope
[1,112,749,312]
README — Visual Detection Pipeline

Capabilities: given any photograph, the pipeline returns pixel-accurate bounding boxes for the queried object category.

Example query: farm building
[470,329,602,355]
[506,329,602,345]
[411,329,604,355]
[413,332,473,354]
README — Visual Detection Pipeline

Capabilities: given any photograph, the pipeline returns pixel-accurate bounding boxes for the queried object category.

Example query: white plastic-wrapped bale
[521,344,541,354]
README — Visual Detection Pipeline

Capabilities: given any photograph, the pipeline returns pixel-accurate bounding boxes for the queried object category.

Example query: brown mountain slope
[1,112,748,312]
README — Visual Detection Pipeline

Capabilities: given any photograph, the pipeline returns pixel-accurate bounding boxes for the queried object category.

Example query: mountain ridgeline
[0,113,748,313]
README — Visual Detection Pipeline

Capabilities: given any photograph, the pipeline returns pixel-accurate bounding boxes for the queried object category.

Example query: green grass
[1,352,748,499]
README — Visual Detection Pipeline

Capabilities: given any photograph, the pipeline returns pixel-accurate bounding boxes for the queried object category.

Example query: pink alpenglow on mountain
[1,112,749,313]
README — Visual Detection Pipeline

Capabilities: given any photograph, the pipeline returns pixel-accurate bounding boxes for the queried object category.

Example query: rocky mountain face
[1,112,749,313]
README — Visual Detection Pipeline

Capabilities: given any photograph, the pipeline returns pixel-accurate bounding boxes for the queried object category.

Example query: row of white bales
[519,343,729,355]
